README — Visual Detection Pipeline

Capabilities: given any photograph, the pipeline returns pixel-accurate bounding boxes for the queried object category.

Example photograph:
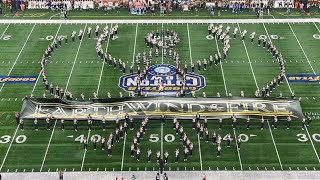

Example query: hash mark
[48,168,50,172]
[185,167,187,171]
[137,167,139,171]
[23,169,26,172]
[209,167,211,171]
[273,167,275,171]
[257,167,259,171]
[305,167,308,170]
[297,167,300,171]
[314,167,316,171]
[265,167,267,171]
[177,167,179,171]
[72,168,75,171]
[97,168,99,171]
[32,168,34,172]
[15,169,18,172]
[217,167,219,170]
[105,168,107,171]
[249,167,251,171]
[56,168,58,172]
[89,168,91,171]
[225,167,227,171]
[145,167,147,171]
[7,169,9,172]
[169,167,171,171]
[129,167,131,171]
[64,168,66,172]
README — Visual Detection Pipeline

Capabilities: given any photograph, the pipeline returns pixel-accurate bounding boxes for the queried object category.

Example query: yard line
[288,23,320,163]
[214,33,228,96]
[197,134,203,171]
[236,23,258,88]
[0,24,10,39]
[120,132,127,171]
[64,23,88,94]
[80,131,91,171]
[233,129,243,170]
[131,23,138,65]
[0,24,37,171]
[186,23,193,64]
[32,23,62,94]
[288,23,317,75]
[261,23,287,169]
[161,23,164,64]
[96,24,113,95]
[266,120,283,170]
[40,120,57,172]
[314,22,320,33]
[161,121,163,159]
[0,24,36,93]
[0,126,19,171]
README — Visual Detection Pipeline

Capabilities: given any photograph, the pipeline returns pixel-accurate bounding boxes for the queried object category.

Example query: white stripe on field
[32,23,62,94]
[0,24,36,93]
[97,24,113,95]
[81,131,91,171]
[233,129,243,170]
[64,23,88,94]
[186,23,193,64]
[236,23,258,88]
[214,32,228,96]
[40,120,57,172]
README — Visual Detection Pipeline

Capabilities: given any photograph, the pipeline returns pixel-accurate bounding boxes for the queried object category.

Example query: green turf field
[0,20,320,173]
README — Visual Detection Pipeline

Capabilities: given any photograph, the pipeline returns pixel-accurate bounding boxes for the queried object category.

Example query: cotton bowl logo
[119,64,206,95]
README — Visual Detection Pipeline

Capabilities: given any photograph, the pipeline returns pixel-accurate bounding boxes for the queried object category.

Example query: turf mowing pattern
[0,21,320,173]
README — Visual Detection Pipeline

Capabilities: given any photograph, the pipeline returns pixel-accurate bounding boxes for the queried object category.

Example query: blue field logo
[0,76,38,84]
[286,74,320,82]
[119,64,206,94]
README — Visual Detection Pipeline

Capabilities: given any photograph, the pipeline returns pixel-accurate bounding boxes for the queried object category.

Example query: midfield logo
[119,64,206,95]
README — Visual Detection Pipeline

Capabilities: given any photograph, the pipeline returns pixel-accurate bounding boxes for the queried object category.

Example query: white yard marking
[161,23,164,64]
[120,131,127,171]
[0,24,10,39]
[267,120,283,170]
[161,121,163,159]
[236,23,258,88]
[32,23,62,94]
[233,129,243,170]
[64,23,88,94]
[197,134,203,171]
[0,24,36,93]
[96,24,112,95]
[214,31,228,96]
[314,22,320,33]
[264,23,320,164]
[288,23,317,75]
[40,120,57,172]
[186,23,193,64]
[80,131,91,171]
[132,24,138,65]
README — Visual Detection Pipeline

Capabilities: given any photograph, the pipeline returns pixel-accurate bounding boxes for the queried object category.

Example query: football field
[1,19,320,174]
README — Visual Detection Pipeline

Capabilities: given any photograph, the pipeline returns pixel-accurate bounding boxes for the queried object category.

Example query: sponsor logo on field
[119,64,206,94]
[0,76,38,84]
[286,74,320,82]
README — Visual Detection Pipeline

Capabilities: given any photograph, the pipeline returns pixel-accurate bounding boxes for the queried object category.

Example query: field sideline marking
[0,24,36,171]
[0,24,36,93]
[186,23,193,65]
[64,23,88,94]
[81,131,91,171]
[197,134,203,171]
[236,23,258,88]
[97,24,113,95]
[267,120,283,170]
[287,23,320,163]
[233,129,243,170]
[32,23,62,94]
[214,30,228,96]
[0,24,10,39]
[261,23,285,169]
[40,120,57,172]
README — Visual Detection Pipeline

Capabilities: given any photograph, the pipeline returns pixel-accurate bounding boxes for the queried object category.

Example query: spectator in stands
[0,2,2,15]
[318,2,320,13]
